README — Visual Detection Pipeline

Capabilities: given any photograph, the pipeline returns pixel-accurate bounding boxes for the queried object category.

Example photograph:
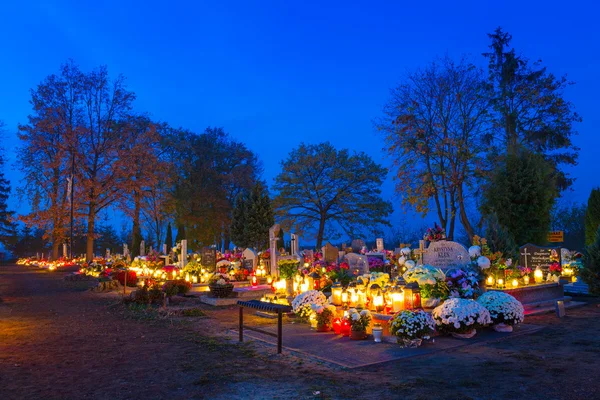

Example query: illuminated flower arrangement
[423,223,446,242]
[292,290,327,319]
[476,291,524,327]
[345,308,372,332]
[432,298,491,335]
[389,310,436,341]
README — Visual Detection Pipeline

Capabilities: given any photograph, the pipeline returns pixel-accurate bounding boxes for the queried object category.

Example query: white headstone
[290,233,299,256]
[106,248,110,258]
[123,244,129,257]
[422,241,470,270]
[376,238,384,252]
[343,253,369,275]
[180,240,188,267]
[140,240,145,257]
[269,224,280,276]
[162,244,167,254]
[242,248,257,269]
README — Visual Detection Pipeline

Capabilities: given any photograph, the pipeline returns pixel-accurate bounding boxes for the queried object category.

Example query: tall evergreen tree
[175,223,186,244]
[165,222,173,253]
[581,228,600,295]
[484,28,581,192]
[0,146,16,249]
[484,213,517,259]
[585,188,600,246]
[230,192,249,248]
[482,150,557,246]
[277,226,285,253]
[245,182,274,250]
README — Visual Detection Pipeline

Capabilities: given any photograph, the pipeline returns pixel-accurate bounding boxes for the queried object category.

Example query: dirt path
[1,264,599,400]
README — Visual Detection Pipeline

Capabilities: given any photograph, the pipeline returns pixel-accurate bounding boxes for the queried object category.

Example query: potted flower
[208,272,234,298]
[445,268,481,300]
[477,291,524,332]
[291,290,327,321]
[312,304,337,332]
[346,308,372,340]
[278,258,301,301]
[403,265,447,310]
[389,310,436,348]
[431,298,491,339]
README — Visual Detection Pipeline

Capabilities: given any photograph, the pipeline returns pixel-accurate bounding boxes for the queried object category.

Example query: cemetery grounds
[1,264,599,400]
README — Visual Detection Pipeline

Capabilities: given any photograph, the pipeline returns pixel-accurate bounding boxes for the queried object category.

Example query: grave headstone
[201,247,217,270]
[140,240,145,257]
[376,238,384,252]
[162,244,167,254]
[123,244,129,258]
[343,253,369,275]
[180,240,188,267]
[242,248,257,269]
[106,248,110,258]
[519,244,561,270]
[269,224,280,276]
[560,248,570,266]
[323,242,339,263]
[290,233,299,256]
[422,240,470,270]
[351,239,365,252]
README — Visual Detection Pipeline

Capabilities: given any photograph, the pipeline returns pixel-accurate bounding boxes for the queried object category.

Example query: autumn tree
[484,27,581,191]
[273,142,392,248]
[17,61,82,259]
[379,56,491,239]
[73,65,136,261]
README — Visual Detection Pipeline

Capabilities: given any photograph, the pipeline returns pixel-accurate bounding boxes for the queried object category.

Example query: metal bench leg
[277,309,282,354]
[239,306,243,342]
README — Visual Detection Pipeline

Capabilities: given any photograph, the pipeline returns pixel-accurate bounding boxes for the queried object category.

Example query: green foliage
[273,142,392,248]
[277,226,285,252]
[581,228,600,295]
[95,224,122,255]
[175,223,186,243]
[230,182,274,250]
[277,258,300,279]
[585,188,600,246]
[551,202,586,250]
[165,223,173,253]
[483,213,517,259]
[482,150,557,246]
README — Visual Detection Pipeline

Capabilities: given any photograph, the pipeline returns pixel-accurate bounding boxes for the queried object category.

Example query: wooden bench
[237,300,292,354]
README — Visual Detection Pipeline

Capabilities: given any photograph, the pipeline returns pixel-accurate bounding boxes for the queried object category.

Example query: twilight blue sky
[0,1,598,237]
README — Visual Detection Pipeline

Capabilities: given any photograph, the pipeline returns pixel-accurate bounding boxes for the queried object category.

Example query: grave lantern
[331,281,343,306]
[251,273,258,287]
[307,271,321,290]
[357,287,367,309]
[341,289,349,308]
[332,317,343,335]
[349,288,358,308]
[373,290,385,312]
[391,285,405,313]
[486,275,494,287]
[523,276,530,285]
[511,279,519,288]
[497,278,505,288]
[534,268,544,284]
[368,283,381,310]
[403,282,420,310]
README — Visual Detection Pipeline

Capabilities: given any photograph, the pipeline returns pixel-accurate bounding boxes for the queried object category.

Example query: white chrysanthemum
[477,291,524,326]
[477,256,491,270]
[468,245,481,258]
[432,298,491,333]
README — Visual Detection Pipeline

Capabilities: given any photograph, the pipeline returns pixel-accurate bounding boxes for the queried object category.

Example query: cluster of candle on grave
[329,277,421,313]
[485,267,546,288]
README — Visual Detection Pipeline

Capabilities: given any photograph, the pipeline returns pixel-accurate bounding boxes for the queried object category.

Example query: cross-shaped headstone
[520,248,531,269]
[413,240,427,265]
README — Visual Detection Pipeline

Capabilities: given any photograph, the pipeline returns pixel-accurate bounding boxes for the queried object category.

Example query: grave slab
[233,322,543,369]
[488,282,564,305]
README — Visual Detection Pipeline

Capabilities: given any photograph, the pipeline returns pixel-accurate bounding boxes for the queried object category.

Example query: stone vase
[421,297,440,311]
[350,329,368,340]
[398,337,423,348]
[493,323,513,333]
[451,329,477,339]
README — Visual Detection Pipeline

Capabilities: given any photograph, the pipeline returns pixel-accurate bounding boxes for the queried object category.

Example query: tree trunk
[316,216,326,249]
[86,207,95,262]
[52,241,60,261]
[132,189,142,257]
[457,185,474,241]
